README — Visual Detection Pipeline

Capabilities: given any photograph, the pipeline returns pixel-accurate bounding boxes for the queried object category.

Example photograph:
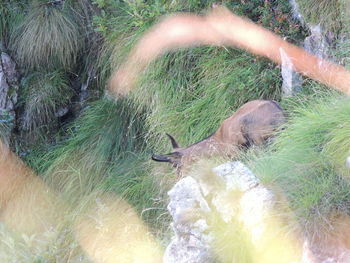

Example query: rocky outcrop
[0,51,19,138]
[164,161,350,263]
[281,0,337,97]
[290,0,334,59]
[163,162,291,262]
[164,176,214,263]
[280,47,302,97]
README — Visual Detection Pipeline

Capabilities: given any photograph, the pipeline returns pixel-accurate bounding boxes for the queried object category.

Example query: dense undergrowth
[1,0,350,261]
[248,92,350,232]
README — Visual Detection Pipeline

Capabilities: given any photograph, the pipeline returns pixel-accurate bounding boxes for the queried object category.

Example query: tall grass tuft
[35,97,150,201]
[67,0,103,87]
[336,0,350,67]
[0,1,26,48]
[245,92,350,236]
[11,1,80,71]
[19,70,73,135]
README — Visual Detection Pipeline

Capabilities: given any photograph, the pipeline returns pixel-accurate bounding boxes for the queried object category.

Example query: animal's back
[215,100,285,147]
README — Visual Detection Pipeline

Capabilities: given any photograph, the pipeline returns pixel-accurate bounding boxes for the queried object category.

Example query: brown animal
[152,100,285,171]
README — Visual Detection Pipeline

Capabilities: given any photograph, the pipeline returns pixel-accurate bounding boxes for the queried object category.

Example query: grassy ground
[295,0,342,33]
[245,91,350,236]
[1,0,350,262]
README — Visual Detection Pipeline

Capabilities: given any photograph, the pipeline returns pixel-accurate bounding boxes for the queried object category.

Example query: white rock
[212,161,259,192]
[164,176,214,263]
[280,47,302,98]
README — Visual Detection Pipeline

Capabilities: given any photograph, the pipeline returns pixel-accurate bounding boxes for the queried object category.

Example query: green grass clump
[0,223,89,263]
[40,97,146,168]
[0,1,26,48]
[131,48,282,152]
[104,153,170,227]
[11,1,80,71]
[0,121,11,144]
[295,0,341,33]
[245,92,350,235]
[19,71,73,135]
[33,97,153,205]
[28,98,171,243]
[335,0,350,67]
[96,0,306,154]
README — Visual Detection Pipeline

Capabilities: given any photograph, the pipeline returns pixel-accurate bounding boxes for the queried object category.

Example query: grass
[0,1,26,49]
[335,0,350,68]
[19,71,73,137]
[3,0,350,261]
[295,0,341,33]
[2,97,165,262]
[20,97,170,257]
[104,154,172,230]
[243,91,350,238]
[20,0,333,245]
[11,1,81,71]
[294,0,350,70]
[11,90,350,261]
[0,122,11,145]
[132,48,282,152]
[0,222,89,263]
[67,0,103,88]
[28,97,161,214]
[96,0,306,154]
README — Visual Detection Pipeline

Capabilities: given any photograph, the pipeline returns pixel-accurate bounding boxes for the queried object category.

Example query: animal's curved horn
[151,154,171,162]
[166,133,179,149]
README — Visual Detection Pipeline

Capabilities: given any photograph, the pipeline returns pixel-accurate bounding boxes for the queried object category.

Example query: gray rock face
[289,0,333,60]
[281,0,336,98]
[0,52,18,135]
[164,161,350,263]
[164,176,215,263]
[280,47,302,98]
[163,161,278,263]
[304,25,332,59]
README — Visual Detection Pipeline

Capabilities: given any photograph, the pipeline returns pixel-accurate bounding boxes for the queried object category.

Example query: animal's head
[151,134,184,170]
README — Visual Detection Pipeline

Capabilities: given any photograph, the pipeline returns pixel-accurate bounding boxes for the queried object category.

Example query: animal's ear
[166,133,180,149]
